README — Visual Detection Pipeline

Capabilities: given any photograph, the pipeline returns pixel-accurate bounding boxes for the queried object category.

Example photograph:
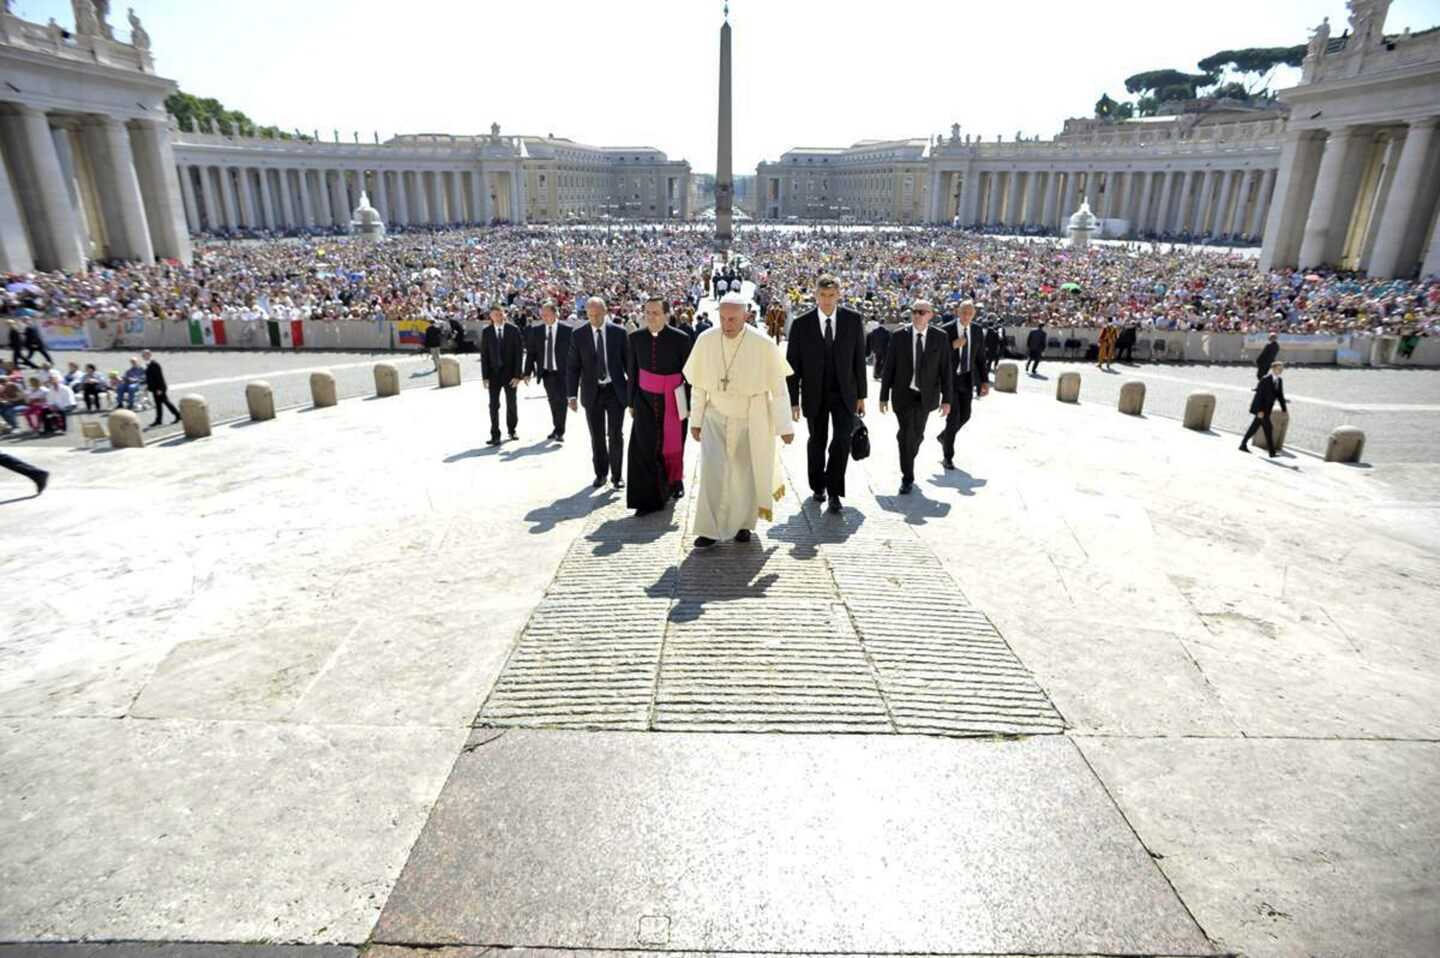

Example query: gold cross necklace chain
[719,333,744,391]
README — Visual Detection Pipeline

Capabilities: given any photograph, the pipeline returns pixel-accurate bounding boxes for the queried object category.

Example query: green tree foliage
[1196,45,1306,97]
[164,91,310,140]
[1123,69,1216,101]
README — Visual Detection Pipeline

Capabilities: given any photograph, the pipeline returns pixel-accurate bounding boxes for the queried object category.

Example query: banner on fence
[41,319,90,350]
[266,319,305,348]
[395,319,428,346]
[188,317,227,346]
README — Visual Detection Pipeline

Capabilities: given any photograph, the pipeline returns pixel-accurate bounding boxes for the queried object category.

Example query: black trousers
[894,391,929,484]
[806,389,854,497]
[540,370,567,437]
[12,348,36,369]
[939,373,975,461]
[1025,351,1042,374]
[871,349,886,381]
[150,388,180,424]
[83,383,103,411]
[586,386,625,482]
[1,452,46,485]
[24,346,52,366]
[488,380,518,439]
[1117,344,1135,363]
[1242,414,1275,448]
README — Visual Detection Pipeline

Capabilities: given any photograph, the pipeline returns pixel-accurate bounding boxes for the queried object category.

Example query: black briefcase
[850,418,870,460]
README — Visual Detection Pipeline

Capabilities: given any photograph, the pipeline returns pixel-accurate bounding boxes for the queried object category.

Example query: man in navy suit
[524,300,572,442]
[786,274,866,514]
[879,300,953,494]
[480,306,525,445]
[567,296,629,488]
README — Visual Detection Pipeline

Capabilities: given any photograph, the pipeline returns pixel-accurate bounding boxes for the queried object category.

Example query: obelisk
[714,3,734,251]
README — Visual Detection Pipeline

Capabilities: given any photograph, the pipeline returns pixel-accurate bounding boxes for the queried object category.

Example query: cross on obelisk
[714,2,734,252]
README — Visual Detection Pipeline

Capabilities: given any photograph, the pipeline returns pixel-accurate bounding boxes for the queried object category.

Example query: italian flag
[266,319,306,348]
[188,317,227,346]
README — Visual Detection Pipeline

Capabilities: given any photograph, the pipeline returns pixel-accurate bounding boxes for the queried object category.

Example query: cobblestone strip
[478,458,1062,735]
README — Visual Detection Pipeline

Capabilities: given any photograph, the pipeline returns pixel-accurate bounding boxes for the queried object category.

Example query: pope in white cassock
[682,293,796,548]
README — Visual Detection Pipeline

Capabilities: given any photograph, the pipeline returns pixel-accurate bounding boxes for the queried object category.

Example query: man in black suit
[879,300,953,494]
[1254,332,1279,381]
[23,320,52,366]
[786,275,867,514]
[1026,322,1047,375]
[140,349,181,426]
[567,295,629,488]
[1240,361,1287,457]
[866,319,891,382]
[479,306,524,445]
[937,300,988,470]
[983,322,1002,378]
[695,313,713,336]
[7,321,34,369]
[524,300,571,442]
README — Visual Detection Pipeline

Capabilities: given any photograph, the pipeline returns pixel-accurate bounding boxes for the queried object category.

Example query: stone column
[0,144,35,273]
[197,166,218,230]
[234,166,256,228]
[127,119,190,262]
[1025,172,1044,226]
[0,105,85,270]
[1212,170,1236,236]
[1040,170,1058,229]
[416,171,432,223]
[1419,198,1440,278]
[470,168,485,224]
[1061,170,1080,221]
[1368,117,1438,278]
[1192,170,1215,234]
[511,166,525,223]
[985,172,1004,223]
[86,116,153,262]
[1260,130,1325,270]
[1153,171,1175,233]
[177,164,199,233]
[1133,171,1154,233]
[1298,128,1359,267]
[219,168,239,228]
[296,169,314,227]
[328,170,348,226]
[925,167,942,223]
[277,169,295,227]
[1249,168,1275,239]
[258,167,276,228]
[396,171,412,224]
[375,169,390,223]
[450,170,464,223]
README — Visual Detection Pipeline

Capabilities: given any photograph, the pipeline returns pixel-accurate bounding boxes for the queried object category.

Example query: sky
[14,0,1440,173]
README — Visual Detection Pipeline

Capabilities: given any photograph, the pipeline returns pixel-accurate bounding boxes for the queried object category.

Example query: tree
[164,90,310,140]
[1196,45,1307,98]
[1123,68,1216,103]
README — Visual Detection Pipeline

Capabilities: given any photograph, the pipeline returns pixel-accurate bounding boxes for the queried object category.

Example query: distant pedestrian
[8,320,34,369]
[1255,332,1279,381]
[141,349,181,426]
[1025,322,1046,375]
[423,318,444,369]
[22,320,52,366]
[1240,362,1288,457]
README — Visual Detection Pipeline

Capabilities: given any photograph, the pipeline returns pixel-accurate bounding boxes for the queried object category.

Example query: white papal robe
[682,324,795,539]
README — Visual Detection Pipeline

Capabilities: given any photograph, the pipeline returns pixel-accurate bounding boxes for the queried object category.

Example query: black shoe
[899,481,913,495]
[828,496,843,514]
[1238,443,1250,453]
[812,490,827,503]
[1268,451,1279,458]
[509,432,518,441]
[693,536,717,548]
[734,529,752,543]
[671,482,684,500]
[34,472,48,496]
[545,431,556,441]
[941,458,955,470]
[612,478,625,489]
[555,434,564,443]
[486,437,502,446]
[593,475,605,488]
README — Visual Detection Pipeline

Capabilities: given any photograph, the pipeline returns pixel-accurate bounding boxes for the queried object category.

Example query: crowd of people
[1,226,1434,345]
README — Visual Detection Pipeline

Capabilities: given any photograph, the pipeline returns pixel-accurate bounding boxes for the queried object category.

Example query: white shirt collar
[819,309,835,323]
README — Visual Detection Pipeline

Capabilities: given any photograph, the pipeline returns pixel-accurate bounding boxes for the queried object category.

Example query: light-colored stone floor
[0,374,1435,956]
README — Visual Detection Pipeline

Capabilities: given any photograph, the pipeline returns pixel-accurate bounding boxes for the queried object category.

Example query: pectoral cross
[720,373,731,390]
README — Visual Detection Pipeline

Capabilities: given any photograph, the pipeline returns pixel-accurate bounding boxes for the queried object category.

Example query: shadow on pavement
[523,485,613,535]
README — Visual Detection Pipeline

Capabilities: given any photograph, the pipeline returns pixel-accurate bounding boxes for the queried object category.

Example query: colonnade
[1261,115,1440,278]
[931,165,1278,240]
[173,162,526,233]
[0,102,190,272]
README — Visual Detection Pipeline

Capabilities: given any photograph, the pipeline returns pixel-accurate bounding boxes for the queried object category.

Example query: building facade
[757,139,931,222]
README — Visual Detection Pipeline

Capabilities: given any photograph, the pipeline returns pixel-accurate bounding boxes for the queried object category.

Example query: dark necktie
[960,327,970,375]
[596,328,608,383]
[914,330,923,389]
[824,315,833,348]
[546,327,555,371]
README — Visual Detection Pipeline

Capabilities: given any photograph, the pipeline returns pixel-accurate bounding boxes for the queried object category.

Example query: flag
[188,317,227,346]
[266,319,305,348]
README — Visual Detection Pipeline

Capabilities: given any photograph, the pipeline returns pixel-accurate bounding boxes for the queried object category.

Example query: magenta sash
[638,368,684,482]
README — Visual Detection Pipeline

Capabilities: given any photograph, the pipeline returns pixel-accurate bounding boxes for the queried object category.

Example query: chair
[1063,337,1082,358]
[1047,337,1062,356]
[1152,339,1168,362]
[81,420,107,448]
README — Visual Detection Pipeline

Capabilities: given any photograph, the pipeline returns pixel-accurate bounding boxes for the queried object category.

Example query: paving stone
[374,731,1214,954]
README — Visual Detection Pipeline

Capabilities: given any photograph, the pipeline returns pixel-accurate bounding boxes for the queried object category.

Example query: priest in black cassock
[626,296,693,516]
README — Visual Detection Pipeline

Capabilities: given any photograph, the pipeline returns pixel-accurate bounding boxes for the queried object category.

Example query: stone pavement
[0,368,1436,958]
